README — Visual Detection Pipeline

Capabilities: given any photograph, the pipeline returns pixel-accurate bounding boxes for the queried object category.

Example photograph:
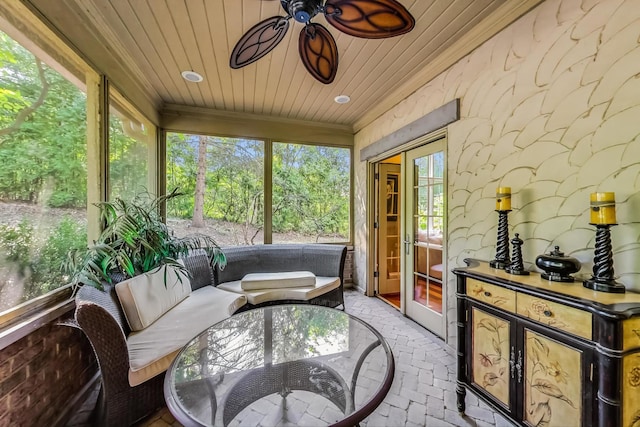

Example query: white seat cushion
[115,264,191,331]
[240,271,316,290]
[218,276,340,305]
[126,285,247,386]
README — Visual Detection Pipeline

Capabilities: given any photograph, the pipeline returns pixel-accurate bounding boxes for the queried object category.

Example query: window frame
[0,1,353,341]
[108,85,158,201]
[0,2,159,341]
[269,139,353,245]
[164,132,354,246]
[0,13,95,342]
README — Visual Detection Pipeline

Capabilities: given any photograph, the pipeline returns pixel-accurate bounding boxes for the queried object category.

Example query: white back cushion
[115,264,191,331]
[126,286,247,386]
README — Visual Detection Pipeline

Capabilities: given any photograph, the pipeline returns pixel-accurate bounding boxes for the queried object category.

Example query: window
[109,88,157,201]
[166,133,352,246]
[272,142,351,243]
[0,29,88,311]
[166,133,265,245]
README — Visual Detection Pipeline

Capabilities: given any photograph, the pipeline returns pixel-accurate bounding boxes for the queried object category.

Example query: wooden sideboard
[453,260,640,427]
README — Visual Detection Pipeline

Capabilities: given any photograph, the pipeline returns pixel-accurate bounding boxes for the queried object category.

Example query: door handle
[516,350,523,383]
[509,346,515,379]
[403,235,411,255]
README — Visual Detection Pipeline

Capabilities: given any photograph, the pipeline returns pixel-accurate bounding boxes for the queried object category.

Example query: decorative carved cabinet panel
[454,260,640,427]
[522,329,583,426]
[471,307,511,408]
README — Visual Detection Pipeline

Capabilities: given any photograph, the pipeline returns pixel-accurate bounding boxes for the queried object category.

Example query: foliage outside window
[272,142,350,243]
[109,88,156,201]
[166,133,351,246]
[167,133,265,245]
[0,30,88,312]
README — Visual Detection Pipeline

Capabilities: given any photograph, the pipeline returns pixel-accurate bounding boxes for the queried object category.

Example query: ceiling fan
[230,0,415,84]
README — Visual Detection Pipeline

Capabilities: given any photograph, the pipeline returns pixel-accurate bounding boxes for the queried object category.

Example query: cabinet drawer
[517,293,592,340]
[467,278,515,313]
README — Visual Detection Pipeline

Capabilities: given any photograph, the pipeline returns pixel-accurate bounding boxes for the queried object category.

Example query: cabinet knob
[483,291,492,297]
[543,310,552,317]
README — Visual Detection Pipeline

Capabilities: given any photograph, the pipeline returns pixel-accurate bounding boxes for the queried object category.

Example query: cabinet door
[623,352,640,427]
[522,329,583,427]
[471,306,513,410]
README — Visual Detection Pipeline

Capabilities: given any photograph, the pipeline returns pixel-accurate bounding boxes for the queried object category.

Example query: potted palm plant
[65,188,225,292]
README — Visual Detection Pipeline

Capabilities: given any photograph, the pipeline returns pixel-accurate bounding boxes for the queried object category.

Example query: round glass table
[164,305,394,427]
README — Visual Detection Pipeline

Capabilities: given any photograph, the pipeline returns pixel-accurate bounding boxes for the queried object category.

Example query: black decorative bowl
[535,246,581,282]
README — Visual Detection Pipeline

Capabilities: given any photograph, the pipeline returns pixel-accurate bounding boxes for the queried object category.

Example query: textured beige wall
[354,0,640,343]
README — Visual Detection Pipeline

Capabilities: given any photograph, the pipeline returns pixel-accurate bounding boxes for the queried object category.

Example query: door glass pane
[432,183,444,231]
[417,186,428,216]
[412,151,444,314]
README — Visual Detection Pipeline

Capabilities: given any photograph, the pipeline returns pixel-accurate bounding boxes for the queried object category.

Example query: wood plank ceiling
[28,0,515,130]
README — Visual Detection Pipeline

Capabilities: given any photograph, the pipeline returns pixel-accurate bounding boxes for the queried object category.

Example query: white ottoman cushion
[220,276,340,305]
[240,271,316,290]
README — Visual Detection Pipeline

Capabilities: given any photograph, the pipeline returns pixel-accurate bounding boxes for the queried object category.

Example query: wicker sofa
[215,244,348,310]
[73,244,347,426]
[72,251,246,427]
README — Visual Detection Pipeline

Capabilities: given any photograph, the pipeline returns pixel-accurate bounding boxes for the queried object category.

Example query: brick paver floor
[68,289,516,427]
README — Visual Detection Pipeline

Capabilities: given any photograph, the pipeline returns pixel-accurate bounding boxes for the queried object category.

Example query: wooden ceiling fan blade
[324,0,415,39]
[230,16,290,69]
[298,24,338,84]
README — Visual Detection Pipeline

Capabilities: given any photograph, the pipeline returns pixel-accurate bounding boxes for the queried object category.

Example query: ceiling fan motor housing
[283,0,323,23]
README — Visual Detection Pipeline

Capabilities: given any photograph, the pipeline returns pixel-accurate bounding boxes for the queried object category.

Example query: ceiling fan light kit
[230,0,415,84]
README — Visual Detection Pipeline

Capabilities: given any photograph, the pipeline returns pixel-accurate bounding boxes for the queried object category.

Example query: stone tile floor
[68,289,515,427]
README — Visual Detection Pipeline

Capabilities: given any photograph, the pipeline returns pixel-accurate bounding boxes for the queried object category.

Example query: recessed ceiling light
[334,95,351,104]
[181,70,203,83]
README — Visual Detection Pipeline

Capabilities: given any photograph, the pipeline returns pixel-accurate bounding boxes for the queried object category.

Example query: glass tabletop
[164,304,394,427]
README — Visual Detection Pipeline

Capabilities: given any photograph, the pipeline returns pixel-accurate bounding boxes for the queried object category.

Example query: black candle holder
[490,210,511,270]
[583,224,625,293]
[506,233,529,275]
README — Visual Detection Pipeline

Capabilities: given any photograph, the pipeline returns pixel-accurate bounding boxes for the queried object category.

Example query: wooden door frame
[366,128,447,301]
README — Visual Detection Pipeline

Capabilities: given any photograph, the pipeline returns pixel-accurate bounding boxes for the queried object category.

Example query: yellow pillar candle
[590,192,616,224]
[496,187,511,210]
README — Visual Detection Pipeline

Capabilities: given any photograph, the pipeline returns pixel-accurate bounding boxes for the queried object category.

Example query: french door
[404,140,446,337]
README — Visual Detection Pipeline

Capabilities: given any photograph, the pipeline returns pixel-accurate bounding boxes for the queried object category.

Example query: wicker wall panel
[0,314,97,426]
